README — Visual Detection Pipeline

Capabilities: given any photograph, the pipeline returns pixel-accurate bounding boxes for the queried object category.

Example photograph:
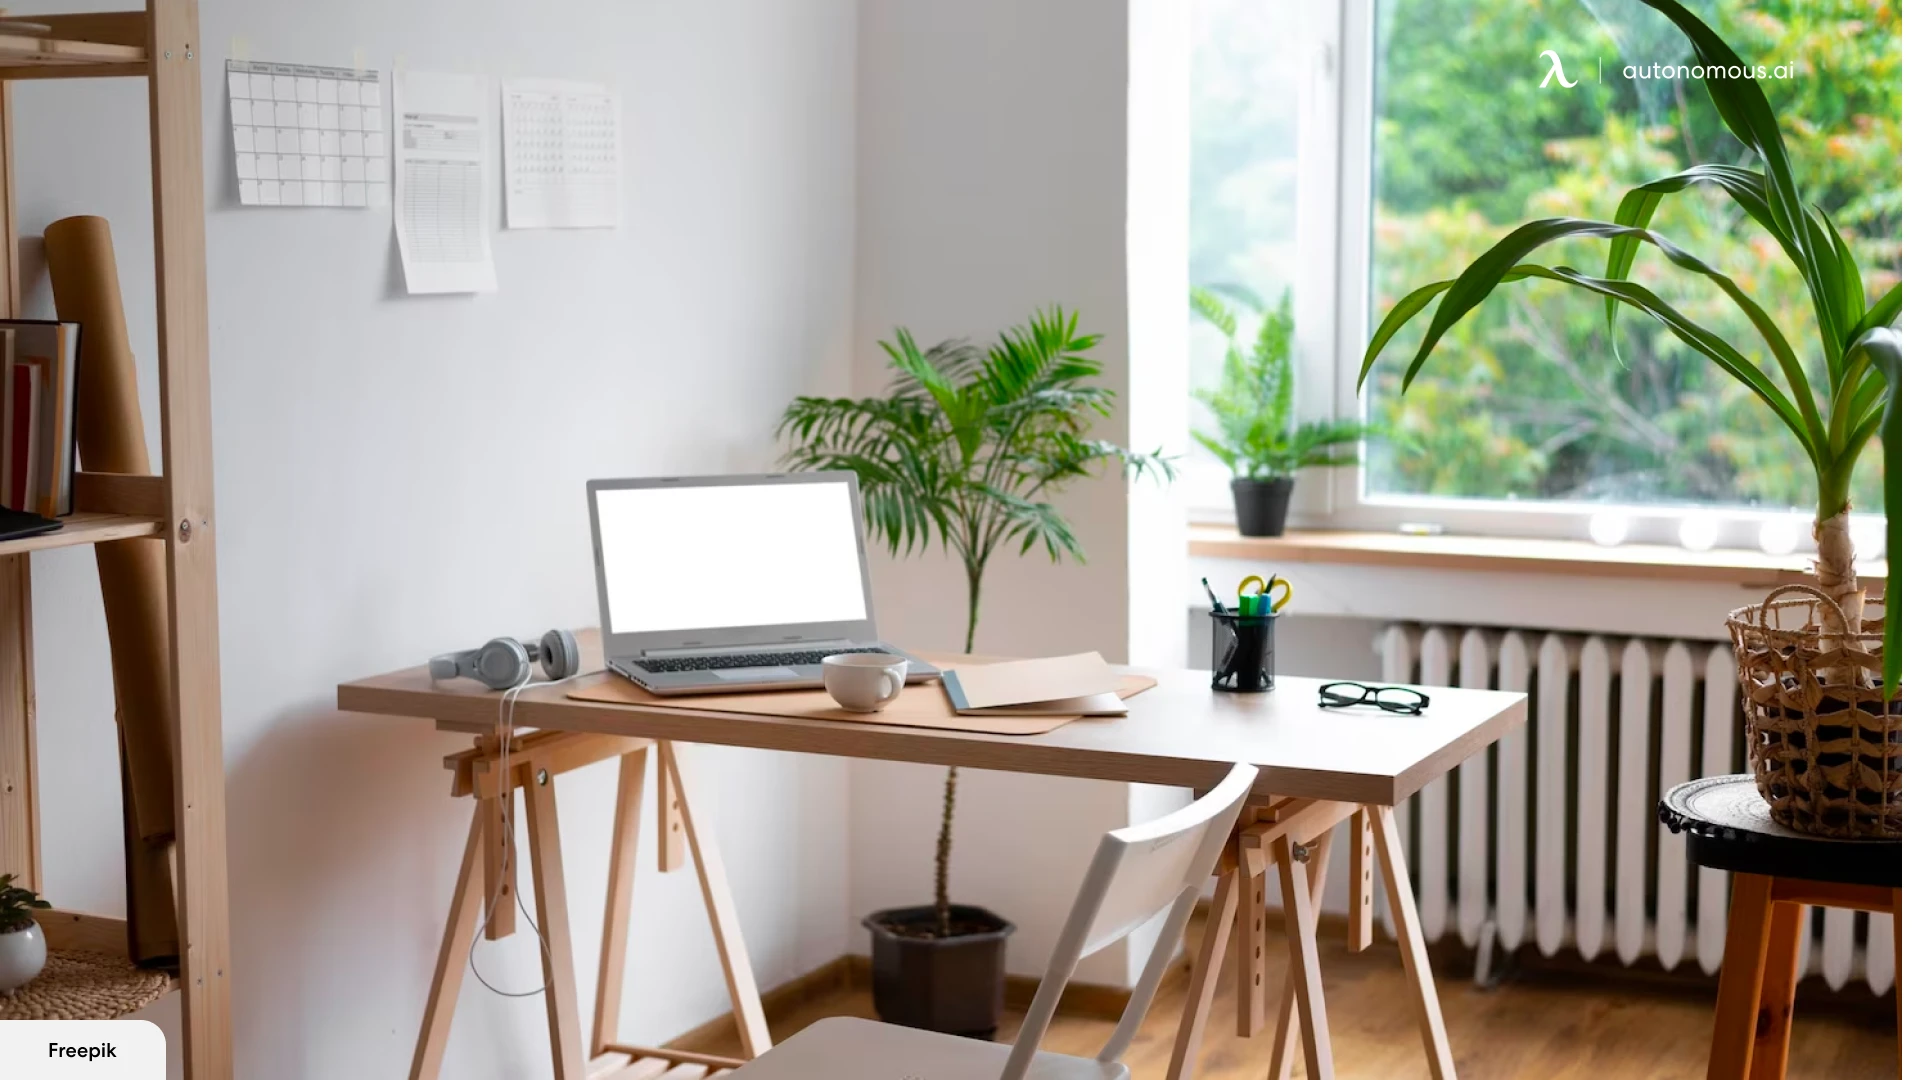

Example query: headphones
[430,629,581,690]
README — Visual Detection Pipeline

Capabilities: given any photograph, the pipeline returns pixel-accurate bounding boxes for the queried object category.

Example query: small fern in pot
[1192,286,1374,536]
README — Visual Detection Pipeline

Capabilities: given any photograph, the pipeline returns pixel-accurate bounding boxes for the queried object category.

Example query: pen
[1201,577,1226,613]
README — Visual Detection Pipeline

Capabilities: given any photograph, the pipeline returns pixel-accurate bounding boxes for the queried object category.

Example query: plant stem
[934,763,957,937]
[1814,471,1865,636]
[935,557,985,937]
[964,559,983,654]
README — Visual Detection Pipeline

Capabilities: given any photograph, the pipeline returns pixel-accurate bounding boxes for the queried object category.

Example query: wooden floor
[681,913,1899,1078]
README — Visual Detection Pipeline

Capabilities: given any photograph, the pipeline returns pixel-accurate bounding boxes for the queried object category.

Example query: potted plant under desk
[779,306,1172,1034]
[1359,0,1901,837]
[1191,286,1374,536]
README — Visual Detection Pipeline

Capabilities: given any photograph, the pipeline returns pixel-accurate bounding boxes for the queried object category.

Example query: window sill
[1189,524,1887,591]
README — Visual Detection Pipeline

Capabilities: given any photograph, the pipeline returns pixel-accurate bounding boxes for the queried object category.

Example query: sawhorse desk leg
[1164,801,1456,1080]
[411,734,766,1080]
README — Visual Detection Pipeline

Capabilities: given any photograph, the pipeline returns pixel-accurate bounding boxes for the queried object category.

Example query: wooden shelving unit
[0,5,230,1078]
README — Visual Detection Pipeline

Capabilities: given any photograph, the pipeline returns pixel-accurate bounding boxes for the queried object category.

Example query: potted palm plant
[1192,286,1373,536]
[778,306,1171,1034]
[1360,0,1899,837]
[0,874,50,994]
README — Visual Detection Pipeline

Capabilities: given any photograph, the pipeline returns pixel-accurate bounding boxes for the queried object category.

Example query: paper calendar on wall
[502,78,621,229]
[227,60,388,208]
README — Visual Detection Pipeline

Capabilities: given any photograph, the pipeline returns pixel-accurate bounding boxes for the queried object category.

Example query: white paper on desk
[502,78,621,229]
[393,69,497,294]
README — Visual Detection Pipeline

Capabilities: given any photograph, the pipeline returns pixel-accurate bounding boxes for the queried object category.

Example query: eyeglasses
[1317,681,1431,716]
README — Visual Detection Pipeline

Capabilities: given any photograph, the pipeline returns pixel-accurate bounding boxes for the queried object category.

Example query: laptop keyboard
[633,647,892,673]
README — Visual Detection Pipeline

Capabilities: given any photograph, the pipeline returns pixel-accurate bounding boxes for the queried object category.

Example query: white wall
[26,2,857,1077]
[846,0,1177,987]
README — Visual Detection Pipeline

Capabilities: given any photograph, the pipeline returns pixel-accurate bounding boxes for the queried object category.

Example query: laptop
[587,472,941,695]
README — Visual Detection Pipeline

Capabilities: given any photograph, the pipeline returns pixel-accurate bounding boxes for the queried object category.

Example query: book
[940,652,1129,716]
[0,321,80,517]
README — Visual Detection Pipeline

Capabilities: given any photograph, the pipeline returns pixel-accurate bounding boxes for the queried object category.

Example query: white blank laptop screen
[597,481,870,635]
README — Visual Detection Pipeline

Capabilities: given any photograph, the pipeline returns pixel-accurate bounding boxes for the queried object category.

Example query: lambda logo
[1539,49,1579,88]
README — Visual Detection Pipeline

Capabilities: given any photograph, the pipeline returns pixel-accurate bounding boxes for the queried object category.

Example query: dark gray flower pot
[1231,476,1296,537]
[863,904,1014,1038]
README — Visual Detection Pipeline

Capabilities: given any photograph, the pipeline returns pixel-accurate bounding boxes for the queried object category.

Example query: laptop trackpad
[714,666,800,681]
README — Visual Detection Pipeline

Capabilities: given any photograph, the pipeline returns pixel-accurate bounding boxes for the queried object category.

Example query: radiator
[1377,624,1896,994]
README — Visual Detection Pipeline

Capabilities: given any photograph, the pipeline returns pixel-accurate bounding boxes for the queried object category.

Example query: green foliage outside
[1190,0,1901,512]
[1362,0,1900,509]
[1191,286,1374,478]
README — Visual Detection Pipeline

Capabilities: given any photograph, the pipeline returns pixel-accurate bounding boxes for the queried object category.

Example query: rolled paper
[44,216,178,964]
[120,730,178,966]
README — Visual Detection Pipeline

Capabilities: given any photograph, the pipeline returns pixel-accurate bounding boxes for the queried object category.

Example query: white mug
[823,653,909,713]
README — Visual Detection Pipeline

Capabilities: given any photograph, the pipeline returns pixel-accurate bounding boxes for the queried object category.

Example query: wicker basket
[1727,584,1900,838]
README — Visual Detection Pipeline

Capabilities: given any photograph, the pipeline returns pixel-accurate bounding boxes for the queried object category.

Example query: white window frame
[1190,0,1883,559]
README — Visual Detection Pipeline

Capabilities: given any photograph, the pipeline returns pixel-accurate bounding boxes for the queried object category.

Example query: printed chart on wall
[227,60,387,208]
[393,69,498,294]
[502,79,622,229]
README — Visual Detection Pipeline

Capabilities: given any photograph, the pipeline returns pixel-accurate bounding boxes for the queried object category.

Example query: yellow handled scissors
[1236,573,1293,610]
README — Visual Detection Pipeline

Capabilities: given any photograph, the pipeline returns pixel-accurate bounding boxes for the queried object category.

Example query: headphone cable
[466,668,573,998]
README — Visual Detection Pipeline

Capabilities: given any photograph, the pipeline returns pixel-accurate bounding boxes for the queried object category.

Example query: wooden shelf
[0,32,144,75]
[2,511,162,556]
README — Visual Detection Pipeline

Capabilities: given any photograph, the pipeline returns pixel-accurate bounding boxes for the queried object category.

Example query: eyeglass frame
[1315,681,1432,716]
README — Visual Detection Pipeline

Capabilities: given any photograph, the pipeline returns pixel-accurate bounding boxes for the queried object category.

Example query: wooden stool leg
[1894,889,1902,1053]
[1269,836,1332,1080]
[1370,805,1457,1080]
[1708,873,1776,1080]
[593,747,650,1055]
[1276,832,1334,1079]
[1167,866,1240,1080]
[411,804,487,1080]
[525,763,589,1080]
[659,742,773,1056]
[1748,897,1803,1080]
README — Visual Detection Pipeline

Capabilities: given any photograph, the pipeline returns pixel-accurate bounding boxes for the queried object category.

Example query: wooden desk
[341,643,1522,806]
[339,636,1525,1079]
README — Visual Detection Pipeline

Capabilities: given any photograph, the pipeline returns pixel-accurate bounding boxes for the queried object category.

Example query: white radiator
[1377,624,1896,994]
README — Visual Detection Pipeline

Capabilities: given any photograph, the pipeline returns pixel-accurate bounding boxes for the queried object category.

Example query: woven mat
[0,950,171,1019]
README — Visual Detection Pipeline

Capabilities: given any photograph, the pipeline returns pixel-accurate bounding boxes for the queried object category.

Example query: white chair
[731,762,1259,1080]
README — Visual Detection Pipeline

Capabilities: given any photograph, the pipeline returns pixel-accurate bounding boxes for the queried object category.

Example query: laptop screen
[594,479,871,635]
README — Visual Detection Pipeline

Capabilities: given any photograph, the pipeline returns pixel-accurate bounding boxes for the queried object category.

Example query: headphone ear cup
[539,629,580,680]
[472,637,532,690]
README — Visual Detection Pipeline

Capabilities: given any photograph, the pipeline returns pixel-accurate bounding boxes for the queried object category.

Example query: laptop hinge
[640,638,860,659]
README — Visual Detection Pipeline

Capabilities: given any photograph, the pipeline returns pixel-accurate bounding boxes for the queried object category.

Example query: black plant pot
[863,904,1015,1037]
[1230,476,1296,537]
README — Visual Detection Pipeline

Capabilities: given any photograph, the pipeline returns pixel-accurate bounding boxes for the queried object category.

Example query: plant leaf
[1382,217,1824,459]
[1602,164,1798,360]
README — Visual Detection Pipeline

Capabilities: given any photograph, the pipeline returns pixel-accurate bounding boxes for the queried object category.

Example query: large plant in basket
[1357,0,1900,837]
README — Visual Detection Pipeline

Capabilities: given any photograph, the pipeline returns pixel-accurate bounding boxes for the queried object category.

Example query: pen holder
[1210,610,1277,693]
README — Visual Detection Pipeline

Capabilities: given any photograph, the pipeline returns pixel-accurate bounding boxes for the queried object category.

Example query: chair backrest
[999,762,1258,1080]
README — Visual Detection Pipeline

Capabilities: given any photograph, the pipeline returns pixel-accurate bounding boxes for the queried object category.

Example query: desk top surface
[338,635,1526,804]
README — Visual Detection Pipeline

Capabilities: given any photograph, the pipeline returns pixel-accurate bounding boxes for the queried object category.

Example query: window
[1186,0,1307,509]
[1190,0,1899,545]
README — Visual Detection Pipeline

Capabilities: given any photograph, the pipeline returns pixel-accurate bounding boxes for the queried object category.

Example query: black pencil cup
[1210,610,1278,692]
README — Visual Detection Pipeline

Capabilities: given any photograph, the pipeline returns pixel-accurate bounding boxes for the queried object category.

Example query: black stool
[1661,774,1901,1079]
